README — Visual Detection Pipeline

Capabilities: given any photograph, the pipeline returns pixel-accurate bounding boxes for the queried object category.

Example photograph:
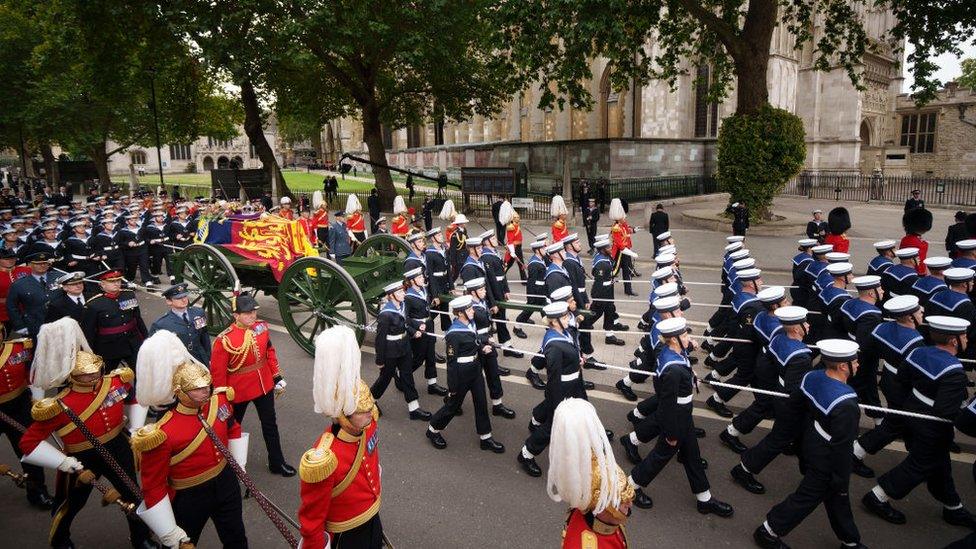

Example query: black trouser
[525,379,586,456]
[370,354,419,404]
[849,357,881,411]
[766,454,859,543]
[123,250,152,284]
[620,254,635,294]
[429,360,492,436]
[584,223,596,250]
[316,227,329,244]
[516,294,544,323]
[878,422,961,506]
[0,392,47,494]
[431,298,450,332]
[741,397,804,476]
[504,248,526,280]
[482,353,503,401]
[628,347,654,385]
[334,514,383,549]
[148,246,172,280]
[493,309,511,344]
[173,465,248,548]
[631,420,709,495]
[50,434,150,548]
[410,334,437,383]
[713,344,758,402]
[580,302,615,355]
[858,379,906,455]
[731,358,776,435]
[233,391,286,469]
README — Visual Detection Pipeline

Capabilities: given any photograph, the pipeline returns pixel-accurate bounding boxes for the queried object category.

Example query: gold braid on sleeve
[221,329,257,372]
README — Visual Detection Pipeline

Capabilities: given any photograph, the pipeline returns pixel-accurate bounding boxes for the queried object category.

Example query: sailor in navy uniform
[583,236,627,349]
[59,220,96,276]
[90,217,123,271]
[402,266,447,397]
[25,223,61,259]
[514,239,549,338]
[464,277,515,418]
[950,238,976,270]
[790,239,817,308]
[807,252,850,339]
[423,227,451,332]
[370,281,430,421]
[543,242,577,304]
[864,316,976,529]
[880,247,921,301]
[703,254,753,367]
[849,295,924,478]
[164,206,196,250]
[148,283,211,365]
[459,235,495,309]
[479,230,519,358]
[867,240,897,277]
[517,301,588,478]
[616,284,682,403]
[836,275,884,417]
[817,262,854,340]
[703,241,746,344]
[143,209,171,284]
[561,234,593,361]
[719,286,790,454]
[117,213,153,286]
[953,395,976,547]
[426,295,504,453]
[754,339,864,549]
[403,230,427,274]
[799,243,832,314]
[912,256,950,306]
[732,307,814,495]
[925,268,976,359]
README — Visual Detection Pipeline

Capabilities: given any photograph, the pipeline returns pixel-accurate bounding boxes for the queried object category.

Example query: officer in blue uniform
[754,339,864,549]
[148,283,211,364]
[6,252,57,338]
[864,316,976,529]
[866,239,897,277]
[790,239,817,308]
[912,256,950,305]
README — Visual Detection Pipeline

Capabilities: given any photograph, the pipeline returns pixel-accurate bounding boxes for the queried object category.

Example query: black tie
[182,312,189,325]
[76,297,82,306]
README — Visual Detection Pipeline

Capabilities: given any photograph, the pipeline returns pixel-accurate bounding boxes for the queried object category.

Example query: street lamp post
[147,67,165,192]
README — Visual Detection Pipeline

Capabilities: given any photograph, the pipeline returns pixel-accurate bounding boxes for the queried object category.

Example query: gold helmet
[588,458,635,522]
[172,362,212,406]
[71,350,104,378]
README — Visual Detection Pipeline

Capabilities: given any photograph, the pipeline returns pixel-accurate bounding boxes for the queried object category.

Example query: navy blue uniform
[148,308,211,365]
[6,272,57,338]
[524,328,586,456]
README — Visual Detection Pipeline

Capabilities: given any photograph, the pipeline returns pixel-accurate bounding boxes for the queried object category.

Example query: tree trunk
[733,0,777,115]
[734,52,770,115]
[361,104,396,210]
[40,143,60,188]
[18,136,35,178]
[90,144,111,192]
[239,79,290,199]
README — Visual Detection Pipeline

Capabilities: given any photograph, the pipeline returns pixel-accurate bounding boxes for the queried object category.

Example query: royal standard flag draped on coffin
[196,214,318,281]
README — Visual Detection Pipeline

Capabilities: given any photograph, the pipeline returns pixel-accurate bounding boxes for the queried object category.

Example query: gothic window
[599,67,625,138]
[169,144,192,160]
[434,120,445,146]
[543,109,556,141]
[694,65,719,138]
[900,113,936,153]
[130,151,147,165]
[202,156,214,171]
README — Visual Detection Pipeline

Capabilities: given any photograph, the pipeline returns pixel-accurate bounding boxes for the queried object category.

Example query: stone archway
[217,156,230,169]
[860,119,872,146]
[202,156,214,171]
[599,66,626,138]
[231,156,243,169]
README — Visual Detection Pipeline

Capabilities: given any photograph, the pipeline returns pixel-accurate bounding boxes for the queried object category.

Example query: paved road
[2,197,975,548]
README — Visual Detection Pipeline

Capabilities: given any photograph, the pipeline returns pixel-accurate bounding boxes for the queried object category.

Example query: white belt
[676,394,693,405]
[912,388,935,407]
[602,281,613,286]
[477,328,490,334]
[561,371,580,382]
[103,246,118,251]
[534,281,545,285]
[814,420,831,441]
[882,360,898,375]
[495,276,505,281]
[433,271,446,276]
[387,333,404,341]
[457,356,475,364]
[70,254,89,260]
[577,287,586,292]
[778,376,785,387]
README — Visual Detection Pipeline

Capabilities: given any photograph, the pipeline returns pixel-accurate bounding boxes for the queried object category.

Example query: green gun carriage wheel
[172,243,240,335]
[352,234,410,315]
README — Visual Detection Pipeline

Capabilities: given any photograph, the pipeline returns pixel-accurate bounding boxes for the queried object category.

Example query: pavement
[1,194,975,548]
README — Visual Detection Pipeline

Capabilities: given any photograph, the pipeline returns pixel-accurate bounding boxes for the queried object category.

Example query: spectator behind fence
[946,211,968,258]
[649,203,669,255]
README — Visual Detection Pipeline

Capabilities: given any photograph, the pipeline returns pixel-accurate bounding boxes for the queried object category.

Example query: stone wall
[888,85,976,177]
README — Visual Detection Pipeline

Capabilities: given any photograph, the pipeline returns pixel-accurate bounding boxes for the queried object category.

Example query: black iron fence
[783,173,976,207]
[571,175,717,205]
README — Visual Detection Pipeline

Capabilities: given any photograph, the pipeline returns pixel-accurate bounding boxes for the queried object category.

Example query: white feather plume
[550,195,569,217]
[546,398,620,514]
[498,200,515,225]
[438,199,456,221]
[345,194,362,215]
[609,198,626,221]
[312,326,362,418]
[312,190,325,209]
[135,330,201,406]
[393,195,407,214]
[31,318,92,391]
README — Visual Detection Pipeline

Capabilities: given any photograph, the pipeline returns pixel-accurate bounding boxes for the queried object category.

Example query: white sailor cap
[478,229,495,241]
[383,281,404,294]
[656,316,688,337]
[534,233,548,241]
[466,235,484,247]
[375,216,387,225]
[450,295,473,311]
[656,231,672,241]
[852,275,881,290]
[1,228,16,236]
[652,267,674,280]
[545,242,564,255]
[812,209,823,214]
[884,294,919,315]
[425,227,442,238]
[817,339,860,361]
[725,242,744,253]
[726,235,745,243]
[825,252,850,263]
[530,239,548,250]
[659,244,676,255]
[70,220,86,228]
[811,244,833,255]
[874,240,897,250]
[550,285,573,301]
[732,258,756,270]
[655,253,676,266]
[737,268,762,281]
[57,271,85,285]
[797,238,817,248]
[944,267,974,282]
[594,237,611,249]
[924,256,952,269]
[757,286,785,303]
[826,262,853,276]
[595,233,609,242]
[403,267,424,280]
[894,247,919,259]
[561,233,579,246]
[464,277,486,291]
[653,282,678,298]
[774,306,808,324]
[544,301,570,318]
[406,231,425,242]
[652,296,681,313]
[729,249,750,261]
[957,239,976,251]
[927,315,971,335]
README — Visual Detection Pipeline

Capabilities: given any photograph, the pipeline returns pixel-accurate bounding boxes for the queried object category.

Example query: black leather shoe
[695,427,706,438]
[427,383,448,396]
[688,356,699,365]
[583,356,607,370]
[697,498,734,517]
[503,349,524,358]
[616,379,638,401]
[435,353,446,363]
[861,492,906,524]
[605,335,626,346]
[583,380,595,390]
[497,366,511,376]
[633,487,654,509]
[518,453,542,477]
[513,328,528,339]
[706,396,734,418]
[492,404,516,419]
[720,430,748,454]
[731,464,765,494]
[480,437,505,453]
[637,321,650,331]
[613,323,630,331]
[409,409,432,421]
[839,543,866,549]
[526,370,546,390]
[269,463,297,477]
[943,506,976,529]
[620,435,642,464]
[627,410,641,426]
[753,525,790,549]
[851,457,875,479]
[427,429,447,449]
[605,429,614,442]
[25,483,54,510]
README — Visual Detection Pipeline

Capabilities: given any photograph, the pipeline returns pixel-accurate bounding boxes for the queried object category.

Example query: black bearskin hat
[966,213,976,238]
[827,207,851,236]
[903,207,933,235]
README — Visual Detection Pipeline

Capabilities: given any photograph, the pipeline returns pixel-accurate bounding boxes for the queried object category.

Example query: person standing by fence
[904,189,924,211]
[649,203,669,255]
[728,202,750,237]
[945,211,967,258]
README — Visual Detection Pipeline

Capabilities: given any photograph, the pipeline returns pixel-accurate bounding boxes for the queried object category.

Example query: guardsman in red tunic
[501,203,527,280]
[210,294,295,477]
[312,202,330,244]
[609,198,638,296]
[20,318,151,548]
[278,196,295,220]
[551,195,570,243]
[299,326,384,549]
[548,399,633,549]
[0,248,30,330]
[900,207,933,275]
[0,325,54,510]
[345,194,367,249]
[132,359,248,548]
[391,195,410,237]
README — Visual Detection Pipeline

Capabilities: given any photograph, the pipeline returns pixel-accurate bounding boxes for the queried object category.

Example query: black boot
[427,383,448,396]
[526,370,546,390]
[706,396,734,418]
[753,525,790,549]
[616,379,638,401]
[605,335,626,346]
[620,435,642,464]
[518,453,542,477]
[513,327,528,339]
[269,463,297,477]
[697,497,734,517]
[731,464,765,494]
[719,430,748,453]
[943,506,976,529]
[480,437,505,453]
[25,481,54,510]
[426,429,447,449]
[492,404,516,419]
[613,323,630,331]
[633,487,654,509]
[861,492,906,524]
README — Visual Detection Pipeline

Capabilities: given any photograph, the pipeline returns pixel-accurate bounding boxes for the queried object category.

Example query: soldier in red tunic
[210,294,294,477]
[551,195,570,243]
[548,399,633,548]
[278,196,295,220]
[500,202,527,280]
[20,318,151,548]
[345,194,367,250]
[391,196,410,237]
[299,325,384,549]
[900,207,933,275]
[608,198,639,296]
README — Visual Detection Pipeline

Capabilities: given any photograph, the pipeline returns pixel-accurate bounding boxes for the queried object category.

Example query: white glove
[58,456,84,473]
[159,527,190,548]
[274,379,287,397]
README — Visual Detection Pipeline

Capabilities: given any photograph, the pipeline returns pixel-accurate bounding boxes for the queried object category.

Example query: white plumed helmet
[345,194,362,215]
[498,200,515,225]
[550,195,569,218]
[609,198,626,221]
[393,195,407,215]
[438,199,457,221]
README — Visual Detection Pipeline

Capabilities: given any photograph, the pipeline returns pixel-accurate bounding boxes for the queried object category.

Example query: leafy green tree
[960,58,976,90]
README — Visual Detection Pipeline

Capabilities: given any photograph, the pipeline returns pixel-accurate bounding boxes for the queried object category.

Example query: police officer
[81,270,148,370]
[464,277,515,419]
[149,283,211,365]
[754,339,864,549]
[7,252,58,338]
[370,281,429,421]
[403,267,447,397]
[45,271,88,323]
